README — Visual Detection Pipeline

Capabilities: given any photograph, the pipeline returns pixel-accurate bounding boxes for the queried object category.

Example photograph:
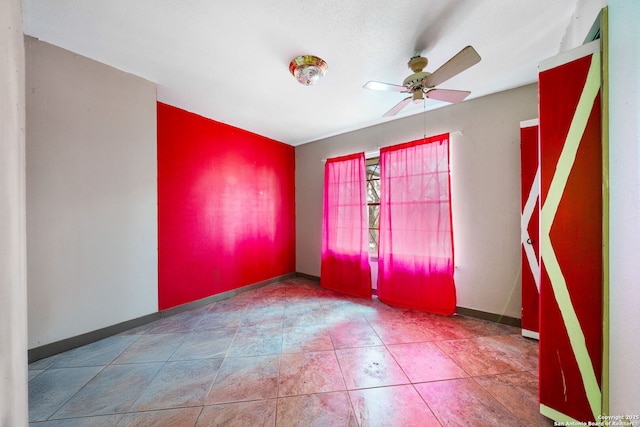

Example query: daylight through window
[366,156,380,255]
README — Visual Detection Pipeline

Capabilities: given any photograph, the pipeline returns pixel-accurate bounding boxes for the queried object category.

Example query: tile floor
[28,277,554,426]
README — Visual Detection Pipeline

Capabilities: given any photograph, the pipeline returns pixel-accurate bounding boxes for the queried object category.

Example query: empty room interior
[2,0,639,426]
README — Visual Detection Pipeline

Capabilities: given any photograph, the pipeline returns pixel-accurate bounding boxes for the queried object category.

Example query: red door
[520,119,539,339]
[538,40,602,423]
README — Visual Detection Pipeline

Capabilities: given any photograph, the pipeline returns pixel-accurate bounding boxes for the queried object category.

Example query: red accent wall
[157,102,295,310]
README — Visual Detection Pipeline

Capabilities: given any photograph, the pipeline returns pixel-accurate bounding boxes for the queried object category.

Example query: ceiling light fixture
[289,55,328,86]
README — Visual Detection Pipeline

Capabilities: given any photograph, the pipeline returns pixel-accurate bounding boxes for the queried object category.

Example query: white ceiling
[22,0,605,146]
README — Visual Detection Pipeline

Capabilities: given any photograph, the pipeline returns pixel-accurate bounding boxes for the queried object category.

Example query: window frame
[365,152,380,259]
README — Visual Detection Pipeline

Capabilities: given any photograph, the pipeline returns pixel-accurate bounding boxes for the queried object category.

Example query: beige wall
[296,84,538,318]
[25,37,158,348]
[0,0,28,424]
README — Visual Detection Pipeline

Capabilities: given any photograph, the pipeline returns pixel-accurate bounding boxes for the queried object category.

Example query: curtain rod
[320,129,463,163]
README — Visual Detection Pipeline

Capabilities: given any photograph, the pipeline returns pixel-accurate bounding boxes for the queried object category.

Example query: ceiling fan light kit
[289,55,328,86]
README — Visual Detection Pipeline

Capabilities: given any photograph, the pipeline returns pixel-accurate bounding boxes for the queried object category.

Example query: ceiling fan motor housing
[403,71,432,92]
[408,56,428,72]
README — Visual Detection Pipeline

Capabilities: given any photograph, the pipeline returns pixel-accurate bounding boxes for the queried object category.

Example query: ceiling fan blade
[425,88,471,104]
[423,46,481,88]
[383,96,412,117]
[363,81,407,92]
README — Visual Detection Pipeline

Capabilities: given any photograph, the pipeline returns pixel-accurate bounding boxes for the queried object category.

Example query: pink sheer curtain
[321,153,372,299]
[377,134,455,315]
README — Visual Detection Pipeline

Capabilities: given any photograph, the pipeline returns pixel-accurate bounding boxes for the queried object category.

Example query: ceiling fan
[363,46,481,117]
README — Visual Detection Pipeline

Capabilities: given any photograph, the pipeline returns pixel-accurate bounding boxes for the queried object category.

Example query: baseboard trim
[294,272,320,282]
[27,312,161,363]
[455,306,522,327]
[294,274,518,326]
[28,272,296,363]
[28,273,522,363]
[160,272,297,318]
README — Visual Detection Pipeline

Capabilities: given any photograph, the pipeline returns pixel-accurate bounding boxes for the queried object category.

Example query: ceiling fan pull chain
[423,97,427,141]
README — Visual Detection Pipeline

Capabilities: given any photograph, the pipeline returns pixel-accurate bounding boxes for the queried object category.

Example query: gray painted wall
[0,0,28,424]
[295,84,538,318]
[609,0,640,420]
[25,37,159,348]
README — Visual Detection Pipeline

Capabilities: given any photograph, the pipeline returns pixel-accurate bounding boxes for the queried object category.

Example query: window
[366,156,380,254]
[320,135,454,313]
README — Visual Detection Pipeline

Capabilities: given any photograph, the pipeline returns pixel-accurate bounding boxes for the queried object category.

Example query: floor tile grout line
[42,364,108,422]
[362,309,422,389]
[354,295,502,427]
[470,371,537,426]
[34,411,125,424]
[107,332,178,418]
[119,402,207,414]
[122,359,171,416]
[191,406,205,427]
[29,278,542,425]
[275,293,285,402]
[31,334,147,422]
[330,323,357,423]
[204,294,281,405]
[432,333,536,379]
[349,297,445,426]
[431,339,477,379]
[409,380,445,427]
[469,375,530,426]
[87,305,209,419]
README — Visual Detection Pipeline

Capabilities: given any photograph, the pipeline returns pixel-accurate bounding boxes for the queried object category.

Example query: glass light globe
[289,56,328,86]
